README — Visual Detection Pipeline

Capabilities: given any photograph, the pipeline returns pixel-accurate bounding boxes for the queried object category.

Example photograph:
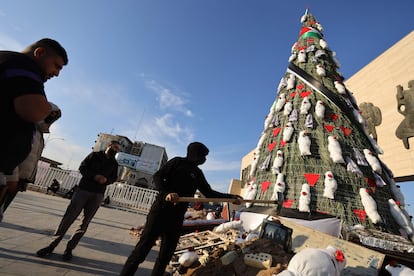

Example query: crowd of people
[0,39,242,275]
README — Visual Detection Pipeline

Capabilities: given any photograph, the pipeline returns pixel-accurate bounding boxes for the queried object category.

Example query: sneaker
[62,249,73,261]
[36,245,54,257]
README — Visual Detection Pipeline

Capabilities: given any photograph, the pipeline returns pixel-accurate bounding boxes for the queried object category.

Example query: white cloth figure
[178,249,199,267]
[243,182,257,208]
[277,77,287,93]
[328,136,345,163]
[297,49,306,63]
[359,188,382,224]
[277,246,346,276]
[389,179,405,206]
[385,262,414,276]
[257,132,266,149]
[300,96,311,114]
[315,100,325,118]
[299,183,311,213]
[319,38,328,49]
[288,52,297,62]
[323,171,337,199]
[271,173,286,201]
[275,93,287,112]
[284,101,293,116]
[214,220,243,233]
[286,73,296,90]
[363,149,382,174]
[272,150,284,174]
[316,64,326,77]
[334,81,346,94]
[249,152,259,177]
[298,130,311,156]
[388,198,414,238]
[283,122,294,142]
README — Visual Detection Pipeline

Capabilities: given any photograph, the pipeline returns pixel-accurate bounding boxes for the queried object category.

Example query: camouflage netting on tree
[244,9,412,239]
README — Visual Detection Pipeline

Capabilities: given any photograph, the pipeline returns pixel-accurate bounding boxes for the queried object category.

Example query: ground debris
[170,232,294,276]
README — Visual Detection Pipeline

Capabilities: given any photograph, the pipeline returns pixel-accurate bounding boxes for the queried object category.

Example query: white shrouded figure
[315,100,325,118]
[283,122,294,142]
[323,171,337,199]
[299,183,311,213]
[178,249,198,267]
[277,245,346,276]
[298,130,311,156]
[271,173,286,201]
[363,148,382,174]
[334,81,346,94]
[243,182,257,208]
[272,150,284,174]
[275,93,287,112]
[359,188,382,224]
[328,136,345,163]
[300,96,311,114]
[388,198,414,238]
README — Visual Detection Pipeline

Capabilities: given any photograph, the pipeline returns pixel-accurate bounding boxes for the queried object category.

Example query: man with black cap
[120,142,243,276]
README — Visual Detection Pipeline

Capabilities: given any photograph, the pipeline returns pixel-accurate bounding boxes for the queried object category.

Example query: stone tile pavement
[0,190,158,275]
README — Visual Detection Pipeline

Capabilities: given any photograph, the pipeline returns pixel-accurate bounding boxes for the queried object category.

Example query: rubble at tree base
[130,227,293,275]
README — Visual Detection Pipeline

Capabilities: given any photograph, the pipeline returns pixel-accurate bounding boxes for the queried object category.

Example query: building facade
[94,133,168,189]
[345,31,414,181]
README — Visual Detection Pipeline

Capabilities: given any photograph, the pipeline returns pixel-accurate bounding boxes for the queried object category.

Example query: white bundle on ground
[277,245,346,276]
[214,220,243,233]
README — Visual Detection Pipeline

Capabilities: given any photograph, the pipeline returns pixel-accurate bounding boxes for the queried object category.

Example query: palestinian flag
[299,26,322,39]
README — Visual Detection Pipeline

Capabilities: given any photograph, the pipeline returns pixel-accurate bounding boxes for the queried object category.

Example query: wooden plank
[277,217,385,275]
[177,197,277,204]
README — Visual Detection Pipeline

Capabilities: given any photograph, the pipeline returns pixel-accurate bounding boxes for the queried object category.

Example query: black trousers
[120,208,182,276]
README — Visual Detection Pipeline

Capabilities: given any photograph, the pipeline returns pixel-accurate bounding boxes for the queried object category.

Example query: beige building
[345,31,414,181]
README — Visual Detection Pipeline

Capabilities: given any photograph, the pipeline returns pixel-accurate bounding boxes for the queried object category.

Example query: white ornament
[359,188,382,224]
[323,171,337,199]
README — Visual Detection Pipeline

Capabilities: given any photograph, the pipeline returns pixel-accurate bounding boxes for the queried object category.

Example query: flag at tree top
[245,9,414,252]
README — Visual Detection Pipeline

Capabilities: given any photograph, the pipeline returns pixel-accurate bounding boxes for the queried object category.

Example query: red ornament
[283,199,294,208]
[324,125,335,132]
[268,142,276,152]
[273,127,281,137]
[304,173,320,186]
[335,250,345,263]
[340,126,352,137]
[261,181,271,193]
[300,91,312,98]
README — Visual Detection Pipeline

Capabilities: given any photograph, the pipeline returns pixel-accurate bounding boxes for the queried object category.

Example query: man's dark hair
[24,38,68,65]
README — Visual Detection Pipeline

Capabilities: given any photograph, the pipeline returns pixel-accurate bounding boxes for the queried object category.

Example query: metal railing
[29,166,158,215]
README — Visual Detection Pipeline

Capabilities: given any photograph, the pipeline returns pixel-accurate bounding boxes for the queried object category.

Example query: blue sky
[1,1,413,210]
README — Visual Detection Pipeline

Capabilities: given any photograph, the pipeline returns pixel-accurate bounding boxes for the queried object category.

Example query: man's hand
[165,193,179,205]
[94,175,107,184]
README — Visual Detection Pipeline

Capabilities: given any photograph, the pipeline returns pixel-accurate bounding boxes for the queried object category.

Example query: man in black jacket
[120,142,243,276]
[36,140,121,261]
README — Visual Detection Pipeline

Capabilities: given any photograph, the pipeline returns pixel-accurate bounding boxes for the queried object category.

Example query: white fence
[29,166,158,215]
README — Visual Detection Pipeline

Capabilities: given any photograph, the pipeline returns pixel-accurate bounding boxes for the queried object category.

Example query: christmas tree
[246,9,414,251]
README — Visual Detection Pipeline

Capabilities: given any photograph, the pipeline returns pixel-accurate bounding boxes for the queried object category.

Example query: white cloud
[155,113,194,144]
[145,79,193,117]
[0,33,23,51]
